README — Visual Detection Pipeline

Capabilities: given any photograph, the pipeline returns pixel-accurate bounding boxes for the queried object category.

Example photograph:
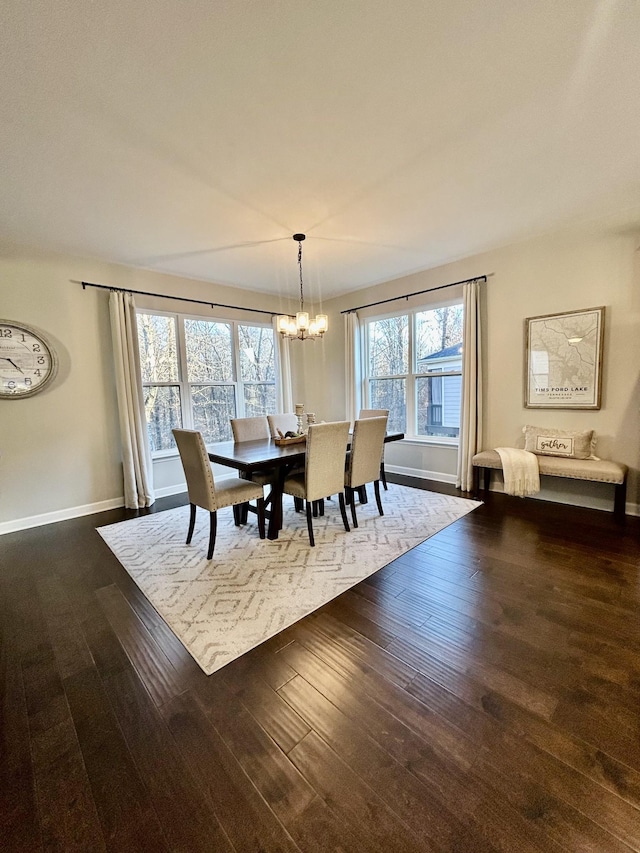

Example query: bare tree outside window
[137,314,182,451]
[238,325,277,416]
[137,313,277,453]
[364,304,463,439]
[367,316,408,431]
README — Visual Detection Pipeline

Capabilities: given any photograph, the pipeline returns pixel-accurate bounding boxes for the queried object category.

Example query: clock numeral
[37,356,45,364]
[1,329,12,337]
[32,344,41,352]
[34,369,42,376]
[8,380,16,389]
[24,378,32,387]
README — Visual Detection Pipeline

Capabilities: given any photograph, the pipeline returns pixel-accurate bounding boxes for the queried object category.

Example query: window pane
[143,385,182,451]
[185,319,233,382]
[191,385,236,442]
[368,317,408,376]
[238,325,275,382]
[416,375,461,437]
[244,382,276,417]
[370,378,405,432]
[137,314,179,382]
[415,305,463,371]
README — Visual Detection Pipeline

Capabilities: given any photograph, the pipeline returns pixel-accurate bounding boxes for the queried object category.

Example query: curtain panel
[272,316,293,413]
[456,280,483,491]
[109,291,155,508]
[345,311,362,423]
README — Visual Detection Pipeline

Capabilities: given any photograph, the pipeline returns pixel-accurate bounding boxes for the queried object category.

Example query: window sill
[399,436,460,449]
[151,449,180,462]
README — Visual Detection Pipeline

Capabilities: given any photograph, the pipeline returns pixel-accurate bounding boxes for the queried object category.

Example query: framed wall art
[524,306,605,409]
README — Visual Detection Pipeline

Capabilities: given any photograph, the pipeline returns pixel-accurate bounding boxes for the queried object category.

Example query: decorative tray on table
[274,433,307,446]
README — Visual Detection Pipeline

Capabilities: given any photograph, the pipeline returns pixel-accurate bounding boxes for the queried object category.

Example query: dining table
[208,431,404,540]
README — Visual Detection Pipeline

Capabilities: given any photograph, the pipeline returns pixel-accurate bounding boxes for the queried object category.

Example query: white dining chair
[282,421,351,546]
[359,408,389,489]
[172,429,265,559]
[231,416,270,443]
[267,413,298,438]
[345,417,387,528]
[230,416,275,522]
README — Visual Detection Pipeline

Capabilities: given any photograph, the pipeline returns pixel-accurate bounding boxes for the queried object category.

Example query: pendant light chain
[298,239,304,312]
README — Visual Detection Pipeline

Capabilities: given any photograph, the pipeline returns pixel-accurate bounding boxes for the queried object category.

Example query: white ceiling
[2,0,640,301]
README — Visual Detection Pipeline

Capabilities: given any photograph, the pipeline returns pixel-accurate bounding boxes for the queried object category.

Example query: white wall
[2,224,638,533]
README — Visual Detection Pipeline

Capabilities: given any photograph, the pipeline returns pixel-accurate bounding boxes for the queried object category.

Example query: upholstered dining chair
[230,416,274,482]
[345,416,387,528]
[359,408,389,489]
[172,428,265,560]
[282,421,351,547]
[230,415,275,521]
[231,416,270,443]
[266,413,305,513]
[267,413,298,439]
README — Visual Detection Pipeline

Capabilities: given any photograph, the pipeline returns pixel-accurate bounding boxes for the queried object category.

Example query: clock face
[0,320,57,398]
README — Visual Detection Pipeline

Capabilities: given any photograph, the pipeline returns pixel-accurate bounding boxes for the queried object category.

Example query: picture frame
[524,306,605,409]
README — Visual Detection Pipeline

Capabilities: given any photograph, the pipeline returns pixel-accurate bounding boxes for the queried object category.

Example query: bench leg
[472,466,479,498]
[614,480,627,523]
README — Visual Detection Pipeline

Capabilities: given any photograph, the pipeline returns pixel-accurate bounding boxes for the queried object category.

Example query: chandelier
[276,234,328,341]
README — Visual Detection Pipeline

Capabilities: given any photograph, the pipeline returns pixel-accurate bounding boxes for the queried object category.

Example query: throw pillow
[522,425,597,460]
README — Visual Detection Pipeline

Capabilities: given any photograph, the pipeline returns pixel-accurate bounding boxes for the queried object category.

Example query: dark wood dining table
[208,432,404,540]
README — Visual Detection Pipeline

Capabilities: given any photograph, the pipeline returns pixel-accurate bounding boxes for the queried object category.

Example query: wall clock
[0,319,58,398]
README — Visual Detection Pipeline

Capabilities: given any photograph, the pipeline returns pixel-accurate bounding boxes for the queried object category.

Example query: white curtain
[345,311,362,423]
[272,316,293,412]
[109,291,155,508]
[456,280,483,491]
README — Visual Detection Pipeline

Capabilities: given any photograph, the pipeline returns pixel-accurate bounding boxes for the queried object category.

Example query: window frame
[136,308,277,458]
[361,298,464,445]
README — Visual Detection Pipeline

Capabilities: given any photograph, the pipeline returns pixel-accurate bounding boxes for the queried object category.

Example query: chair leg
[312,501,319,518]
[241,502,249,524]
[294,497,304,513]
[305,501,315,547]
[374,479,384,516]
[349,489,358,528]
[339,492,351,532]
[232,504,241,526]
[207,511,218,560]
[256,497,266,539]
[380,461,388,491]
[186,503,197,544]
[358,485,368,504]
[318,498,324,517]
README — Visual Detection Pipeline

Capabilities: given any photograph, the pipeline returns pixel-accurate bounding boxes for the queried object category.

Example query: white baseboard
[386,464,458,485]
[0,497,125,536]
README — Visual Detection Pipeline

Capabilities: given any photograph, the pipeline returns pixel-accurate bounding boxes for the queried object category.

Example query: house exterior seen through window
[137,311,276,454]
[364,303,463,440]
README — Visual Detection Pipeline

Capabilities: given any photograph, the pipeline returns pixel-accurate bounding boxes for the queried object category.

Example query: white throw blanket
[495,447,540,497]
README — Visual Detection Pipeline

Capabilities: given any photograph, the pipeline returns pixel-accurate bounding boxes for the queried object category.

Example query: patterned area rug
[97,484,480,675]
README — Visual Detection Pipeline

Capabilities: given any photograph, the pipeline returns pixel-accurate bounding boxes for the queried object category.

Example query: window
[137,311,276,454]
[363,302,463,440]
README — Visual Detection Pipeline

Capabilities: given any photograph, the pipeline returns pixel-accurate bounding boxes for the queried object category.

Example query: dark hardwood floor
[2,478,639,852]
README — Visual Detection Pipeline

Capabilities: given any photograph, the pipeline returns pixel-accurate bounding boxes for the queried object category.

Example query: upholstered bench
[472,449,628,521]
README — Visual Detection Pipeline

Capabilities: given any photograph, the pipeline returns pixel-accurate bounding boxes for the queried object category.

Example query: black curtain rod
[340,275,487,314]
[80,281,276,316]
